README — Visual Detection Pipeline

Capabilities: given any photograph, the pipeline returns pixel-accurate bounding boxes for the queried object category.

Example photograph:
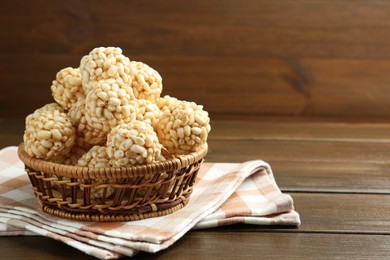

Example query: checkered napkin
[0,146,300,259]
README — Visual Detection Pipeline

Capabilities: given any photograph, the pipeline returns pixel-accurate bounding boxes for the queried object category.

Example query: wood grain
[165,193,390,234]
[3,1,390,58]
[0,236,94,259]
[2,232,390,259]
[207,139,390,164]
[135,232,390,259]
[290,193,390,234]
[3,1,390,118]
[210,120,390,142]
[273,161,390,193]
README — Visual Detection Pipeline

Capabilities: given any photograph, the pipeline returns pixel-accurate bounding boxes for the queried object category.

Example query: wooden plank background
[2,0,390,119]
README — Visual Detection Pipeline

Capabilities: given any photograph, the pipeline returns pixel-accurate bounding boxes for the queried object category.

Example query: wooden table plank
[134,232,390,260]
[291,193,390,234]
[0,236,95,259]
[2,231,390,260]
[233,193,390,234]
[207,139,390,164]
[210,120,390,142]
[273,161,390,193]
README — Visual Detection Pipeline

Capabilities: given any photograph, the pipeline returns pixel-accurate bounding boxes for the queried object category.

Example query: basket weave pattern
[17,143,207,222]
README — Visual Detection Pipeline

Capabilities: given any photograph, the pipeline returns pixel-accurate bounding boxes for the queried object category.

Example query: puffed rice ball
[157,99,211,155]
[77,146,114,199]
[130,99,161,129]
[25,103,64,124]
[130,61,162,101]
[80,47,132,92]
[50,145,87,165]
[156,95,179,111]
[51,67,85,110]
[24,105,76,159]
[77,146,110,168]
[84,79,137,137]
[68,98,107,145]
[25,103,62,127]
[107,121,163,167]
[36,103,65,113]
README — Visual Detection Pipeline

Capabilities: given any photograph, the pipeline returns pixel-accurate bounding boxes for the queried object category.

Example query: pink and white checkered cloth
[0,146,300,259]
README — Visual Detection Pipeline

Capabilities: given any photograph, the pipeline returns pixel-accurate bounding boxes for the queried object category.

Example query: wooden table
[1,118,390,259]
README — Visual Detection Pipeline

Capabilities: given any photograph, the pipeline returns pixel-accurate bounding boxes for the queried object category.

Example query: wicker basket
[17,143,207,222]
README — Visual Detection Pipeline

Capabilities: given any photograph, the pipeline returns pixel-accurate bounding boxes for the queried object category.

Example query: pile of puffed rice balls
[23,47,211,169]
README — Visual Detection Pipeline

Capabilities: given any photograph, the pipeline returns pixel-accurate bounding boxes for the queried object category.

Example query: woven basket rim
[17,143,208,180]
